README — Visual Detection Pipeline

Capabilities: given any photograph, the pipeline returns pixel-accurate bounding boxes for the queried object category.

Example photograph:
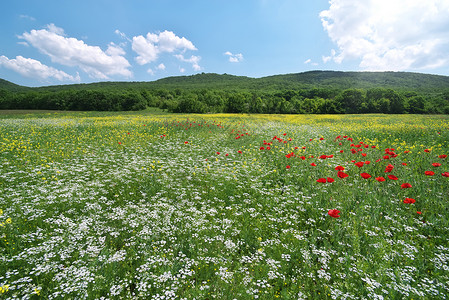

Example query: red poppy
[225,153,229,157]
[417,211,422,214]
[383,155,390,159]
[320,137,324,140]
[442,172,449,177]
[337,171,349,178]
[266,146,271,150]
[327,177,335,183]
[300,156,306,160]
[424,149,431,153]
[402,163,407,166]
[424,171,435,176]
[327,155,334,158]
[375,176,386,182]
[184,141,189,144]
[328,209,341,218]
[317,178,327,183]
[388,175,398,180]
[361,173,371,179]
[385,164,394,172]
[403,198,416,204]
[335,166,345,171]
[404,150,410,153]
[355,162,364,168]
[216,152,220,155]
[260,147,265,150]
[319,155,327,159]
[118,142,121,144]
[339,150,344,153]
[401,183,412,189]
[310,163,317,166]
[238,150,242,154]
[286,165,291,169]
[432,163,442,167]
[362,153,367,157]
[439,154,448,159]
[364,161,371,165]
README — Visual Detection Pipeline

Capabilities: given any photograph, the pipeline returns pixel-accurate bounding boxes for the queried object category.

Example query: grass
[0,112,448,299]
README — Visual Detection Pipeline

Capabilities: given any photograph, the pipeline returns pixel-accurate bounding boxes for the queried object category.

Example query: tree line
[0,87,448,114]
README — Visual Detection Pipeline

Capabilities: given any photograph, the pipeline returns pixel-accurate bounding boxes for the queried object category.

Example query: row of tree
[0,87,448,114]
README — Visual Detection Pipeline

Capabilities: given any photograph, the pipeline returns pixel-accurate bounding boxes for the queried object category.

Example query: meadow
[0,111,448,299]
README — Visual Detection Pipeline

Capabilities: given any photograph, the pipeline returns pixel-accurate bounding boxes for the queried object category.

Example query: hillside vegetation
[1,71,449,114]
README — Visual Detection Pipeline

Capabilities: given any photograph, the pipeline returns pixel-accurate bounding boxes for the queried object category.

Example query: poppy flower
[328,209,341,218]
[375,176,386,182]
[286,165,291,169]
[337,171,349,179]
[424,171,435,176]
[403,198,416,204]
[260,147,265,150]
[317,178,327,183]
[238,150,242,154]
[319,137,324,140]
[388,175,398,180]
[401,183,412,189]
[439,154,447,159]
[184,141,189,144]
[335,166,345,171]
[328,154,334,158]
[216,152,220,155]
[424,149,431,153]
[432,163,442,167]
[361,173,371,179]
[340,150,344,153]
[300,156,306,160]
[364,161,371,165]
[417,211,422,215]
[310,163,317,166]
[383,155,390,159]
[355,162,364,168]
[319,155,327,159]
[266,146,271,150]
[118,142,122,145]
[402,163,407,166]
[442,172,449,177]
[327,177,335,183]
[404,150,410,154]
[385,164,394,172]
[225,154,229,157]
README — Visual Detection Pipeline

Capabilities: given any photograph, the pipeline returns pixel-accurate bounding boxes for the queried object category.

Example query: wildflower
[385,164,394,172]
[260,147,265,150]
[442,172,449,177]
[337,171,349,179]
[417,211,422,214]
[424,149,431,153]
[335,166,345,171]
[403,198,416,204]
[327,177,335,183]
[184,141,189,144]
[401,183,412,189]
[310,163,317,166]
[0,285,9,294]
[424,171,435,176]
[319,155,327,159]
[328,209,341,218]
[439,154,447,159]
[361,173,371,179]
[402,163,407,166]
[388,175,398,180]
[432,163,442,167]
[216,152,220,155]
[355,162,364,168]
[317,178,327,183]
[375,176,386,182]
[286,165,291,169]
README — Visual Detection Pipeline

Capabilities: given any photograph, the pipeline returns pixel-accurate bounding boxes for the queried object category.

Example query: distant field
[0,112,448,299]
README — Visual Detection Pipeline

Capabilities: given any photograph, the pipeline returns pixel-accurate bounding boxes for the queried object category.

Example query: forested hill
[1,70,449,92]
[1,71,449,114]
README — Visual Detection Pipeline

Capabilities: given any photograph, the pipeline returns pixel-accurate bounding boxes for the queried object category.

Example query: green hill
[2,70,449,92]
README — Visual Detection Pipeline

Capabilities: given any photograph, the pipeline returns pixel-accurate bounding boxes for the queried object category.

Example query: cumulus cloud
[175,54,201,71]
[224,51,244,63]
[132,30,197,66]
[320,0,449,71]
[19,24,132,79]
[0,55,79,82]
[157,63,166,70]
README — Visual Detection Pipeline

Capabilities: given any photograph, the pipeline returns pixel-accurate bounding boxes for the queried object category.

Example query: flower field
[0,111,448,299]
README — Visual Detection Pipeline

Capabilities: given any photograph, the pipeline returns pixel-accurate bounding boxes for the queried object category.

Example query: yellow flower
[0,285,9,293]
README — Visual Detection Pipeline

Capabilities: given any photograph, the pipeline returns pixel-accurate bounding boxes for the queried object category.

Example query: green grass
[0,112,448,299]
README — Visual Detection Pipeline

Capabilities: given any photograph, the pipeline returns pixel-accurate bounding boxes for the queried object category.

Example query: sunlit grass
[0,112,448,299]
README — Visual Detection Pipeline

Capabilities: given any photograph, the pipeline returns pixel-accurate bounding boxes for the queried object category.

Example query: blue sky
[1,0,449,87]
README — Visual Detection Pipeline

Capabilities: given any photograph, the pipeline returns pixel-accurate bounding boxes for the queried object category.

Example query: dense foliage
[1,71,449,114]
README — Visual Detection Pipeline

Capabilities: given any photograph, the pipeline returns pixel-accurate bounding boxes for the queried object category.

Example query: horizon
[1,0,449,87]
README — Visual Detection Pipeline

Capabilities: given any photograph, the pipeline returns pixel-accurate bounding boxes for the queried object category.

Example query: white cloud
[175,54,202,71]
[19,24,132,79]
[19,14,35,21]
[224,51,244,63]
[179,67,185,73]
[320,0,449,71]
[114,29,131,42]
[157,63,166,70]
[304,59,312,64]
[132,30,197,66]
[0,55,79,82]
